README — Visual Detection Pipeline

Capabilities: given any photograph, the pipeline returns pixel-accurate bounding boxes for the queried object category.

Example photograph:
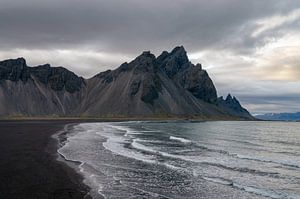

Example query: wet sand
[0,120,90,199]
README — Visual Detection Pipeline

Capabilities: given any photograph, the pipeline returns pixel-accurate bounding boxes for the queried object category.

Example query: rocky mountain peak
[131,51,157,73]
[195,63,202,70]
[159,46,190,78]
[0,57,27,68]
[157,51,169,62]
[141,51,155,57]
[226,94,233,101]
[170,45,188,59]
[217,94,252,119]
[170,46,189,64]
[170,45,187,54]
[224,94,240,105]
[133,51,155,60]
[0,57,29,82]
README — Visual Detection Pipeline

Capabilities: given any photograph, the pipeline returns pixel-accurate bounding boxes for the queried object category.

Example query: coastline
[55,124,107,199]
[52,123,93,199]
[0,114,257,122]
[0,120,90,199]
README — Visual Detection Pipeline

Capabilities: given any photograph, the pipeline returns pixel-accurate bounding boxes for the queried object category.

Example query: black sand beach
[0,120,90,199]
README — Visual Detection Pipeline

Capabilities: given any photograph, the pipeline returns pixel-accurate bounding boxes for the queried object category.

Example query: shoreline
[52,123,92,199]
[55,122,109,199]
[0,115,257,122]
[53,123,95,198]
[50,123,93,199]
[0,120,91,199]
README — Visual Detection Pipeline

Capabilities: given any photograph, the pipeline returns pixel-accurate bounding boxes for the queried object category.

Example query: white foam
[102,135,156,165]
[102,136,181,171]
[130,138,279,177]
[105,136,183,172]
[202,176,293,199]
[95,124,157,164]
[131,139,158,154]
[170,136,192,143]
[202,176,233,186]
[96,124,161,165]
[130,139,188,171]
[131,138,201,163]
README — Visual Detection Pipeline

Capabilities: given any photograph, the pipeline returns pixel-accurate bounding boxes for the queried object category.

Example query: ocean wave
[267,140,300,147]
[107,125,134,136]
[131,139,184,160]
[170,136,192,143]
[193,142,300,170]
[131,139,158,154]
[108,124,161,137]
[234,154,300,169]
[232,183,294,199]
[130,139,183,170]
[100,123,299,179]
[130,139,283,179]
[202,176,233,185]
[102,134,156,165]
[203,176,295,199]
[195,138,290,156]
[99,128,183,171]
[194,143,231,155]
[200,162,281,178]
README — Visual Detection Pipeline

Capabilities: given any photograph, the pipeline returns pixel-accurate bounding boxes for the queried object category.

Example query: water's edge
[52,123,96,199]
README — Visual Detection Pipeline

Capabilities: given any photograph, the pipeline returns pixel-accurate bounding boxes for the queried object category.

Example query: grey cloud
[0,0,299,53]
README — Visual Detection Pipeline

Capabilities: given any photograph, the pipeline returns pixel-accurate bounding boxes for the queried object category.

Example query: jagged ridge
[0,46,253,119]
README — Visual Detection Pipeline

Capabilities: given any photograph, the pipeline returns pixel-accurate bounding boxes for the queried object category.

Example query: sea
[57,121,300,199]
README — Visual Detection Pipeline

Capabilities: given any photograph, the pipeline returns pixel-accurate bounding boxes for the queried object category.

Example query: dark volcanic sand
[0,120,90,199]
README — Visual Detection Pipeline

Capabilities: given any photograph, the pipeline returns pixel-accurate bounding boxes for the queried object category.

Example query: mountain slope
[0,46,254,119]
[0,58,85,116]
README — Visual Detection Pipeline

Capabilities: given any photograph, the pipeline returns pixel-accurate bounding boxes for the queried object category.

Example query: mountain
[0,46,253,119]
[255,112,300,121]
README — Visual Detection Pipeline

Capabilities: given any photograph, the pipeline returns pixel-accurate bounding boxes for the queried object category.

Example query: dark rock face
[95,70,114,84]
[30,65,84,93]
[0,58,84,93]
[180,64,217,103]
[158,46,190,78]
[131,51,162,104]
[29,64,52,84]
[0,58,85,116]
[140,74,162,104]
[130,79,141,96]
[157,48,217,103]
[0,58,30,82]
[0,46,253,119]
[217,94,253,119]
[132,51,158,73]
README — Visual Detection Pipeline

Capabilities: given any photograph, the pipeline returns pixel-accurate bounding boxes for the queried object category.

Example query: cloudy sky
[0,0,299,114]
